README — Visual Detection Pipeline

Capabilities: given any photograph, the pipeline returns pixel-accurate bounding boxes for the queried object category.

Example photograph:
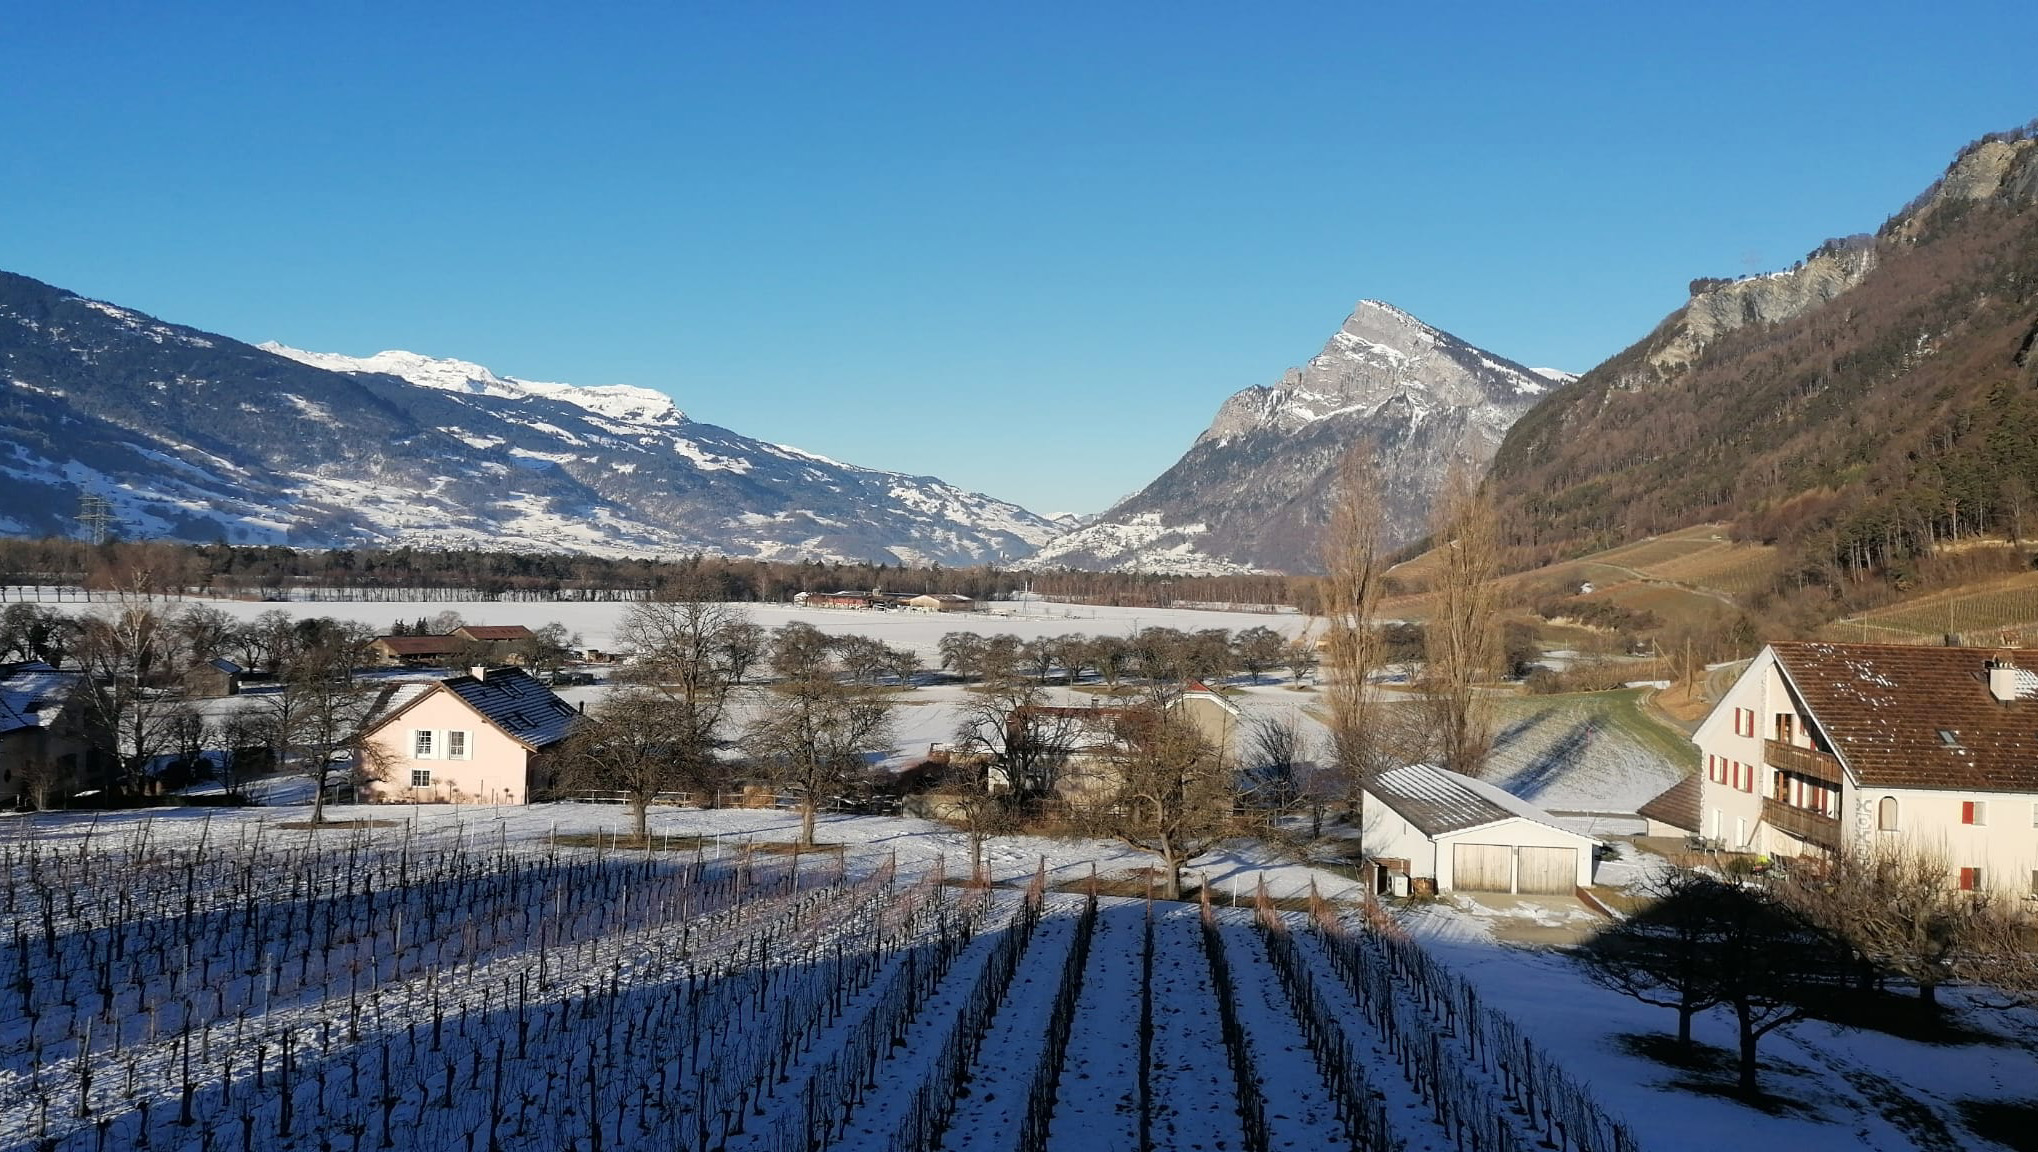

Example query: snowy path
[1215,918,1347,1152]
[1148,907,1245,1152]
[1044,900,1146,1151]
[835,893,1031,1150]
[1289,928,1456,1152]
[941,899,1085,1152]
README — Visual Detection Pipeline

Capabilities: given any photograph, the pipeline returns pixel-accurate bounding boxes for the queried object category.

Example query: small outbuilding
[905,594,976,613]
[1362,763,1600,894]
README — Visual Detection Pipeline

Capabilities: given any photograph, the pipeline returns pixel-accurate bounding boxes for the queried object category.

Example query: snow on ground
[3,801,2029,1152]
[27,594,1311,661]
[1401,882,2038,1152]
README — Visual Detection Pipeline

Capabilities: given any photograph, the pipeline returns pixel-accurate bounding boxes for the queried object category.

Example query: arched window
[1877,795,1899,832]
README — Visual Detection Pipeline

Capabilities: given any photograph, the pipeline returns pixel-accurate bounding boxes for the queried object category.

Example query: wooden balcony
[1762,796,1840,851]
[1765,739,1843,786]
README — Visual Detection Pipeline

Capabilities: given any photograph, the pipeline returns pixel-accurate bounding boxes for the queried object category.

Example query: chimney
[1987,657,2018,704]
[470,665,490,682]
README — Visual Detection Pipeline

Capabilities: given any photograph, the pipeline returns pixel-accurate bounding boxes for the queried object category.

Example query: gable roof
[367,668,578,750]
[0,662,79,736]
[1768,642,2038,792]
[1366,762,1594,841]
[453,625,535,642]
[442,668,579,749]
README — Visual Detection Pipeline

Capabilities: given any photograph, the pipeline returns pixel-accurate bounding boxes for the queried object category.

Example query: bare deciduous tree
[1079,693,1235,900]
[1778,839,1990,1007]
[1423,463,1500,777]
[74,602,191,796]
[746,641,897,846]
[554,688,707,841]
[594,594,750,832]
[1584,867,1839,1094]
[1320,449,1389,808]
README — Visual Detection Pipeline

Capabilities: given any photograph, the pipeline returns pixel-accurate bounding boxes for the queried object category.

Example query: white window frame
[413,729,435,759]
[447,730,470,761]
[411,767,433,788]
[1968,800,1989,827]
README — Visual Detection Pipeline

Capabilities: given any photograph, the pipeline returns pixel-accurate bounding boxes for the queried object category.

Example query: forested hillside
[1490,126,2038,595]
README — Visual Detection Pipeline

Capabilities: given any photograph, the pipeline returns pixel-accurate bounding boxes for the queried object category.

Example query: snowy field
[2,803,2033,1152]
[26,593,1312,661]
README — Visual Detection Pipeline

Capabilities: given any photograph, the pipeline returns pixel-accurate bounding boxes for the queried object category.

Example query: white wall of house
[1853,785,2038,896]
[1698,646,2038,892]
[1694,650,1781,851]
[363,690,532,805]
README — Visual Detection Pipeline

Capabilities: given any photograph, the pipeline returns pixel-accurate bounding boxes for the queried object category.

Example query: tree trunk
[309,768,327,826]
[1919,980,1938,1008]
[800,799,817,847]
[631,798,649,844]
[1736,1004,1759,1095]
[1677,1003,1694,1051]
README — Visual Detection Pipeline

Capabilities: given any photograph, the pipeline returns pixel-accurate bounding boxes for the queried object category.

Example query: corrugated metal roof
[441,668,578,749]
[1367,762,1590,840]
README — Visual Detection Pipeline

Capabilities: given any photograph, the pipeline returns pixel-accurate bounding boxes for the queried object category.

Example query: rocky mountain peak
[1035,300,1547,574]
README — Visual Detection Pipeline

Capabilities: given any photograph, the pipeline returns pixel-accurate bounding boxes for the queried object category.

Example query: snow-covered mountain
[0,270,1058,563]
[1033,300,1554,574]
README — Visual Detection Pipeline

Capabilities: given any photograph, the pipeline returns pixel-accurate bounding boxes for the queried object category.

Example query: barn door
[1514,847,1578,895]
[1452,843,1514,892]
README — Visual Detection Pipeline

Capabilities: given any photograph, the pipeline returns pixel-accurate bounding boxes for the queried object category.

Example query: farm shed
[1362,763,1600,894]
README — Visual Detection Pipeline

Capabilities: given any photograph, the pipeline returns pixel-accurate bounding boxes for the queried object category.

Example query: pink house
[360,668,578,805]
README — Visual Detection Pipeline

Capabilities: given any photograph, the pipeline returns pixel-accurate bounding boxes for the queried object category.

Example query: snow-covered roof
[1366,762,1594,841]
[0,661,78,736]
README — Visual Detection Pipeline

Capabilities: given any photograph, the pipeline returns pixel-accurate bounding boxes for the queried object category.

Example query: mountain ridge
[0,271,1058,564]
[1487,123,2038,581]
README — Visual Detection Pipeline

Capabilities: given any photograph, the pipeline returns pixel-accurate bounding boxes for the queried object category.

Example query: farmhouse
[1361,763,1600,895]
[1695,642,2038,893]
[370,634,461,667]
[0,662,96,808]
[798,590,880,610]
[359,667,578,805]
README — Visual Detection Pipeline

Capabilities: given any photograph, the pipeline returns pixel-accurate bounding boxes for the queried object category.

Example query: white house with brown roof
[359,668,578,805]
[1361,763,1600,894]
[1697,642,2038,895]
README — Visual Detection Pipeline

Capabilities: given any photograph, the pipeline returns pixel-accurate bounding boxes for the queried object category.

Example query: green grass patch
[1492,687,1699,772]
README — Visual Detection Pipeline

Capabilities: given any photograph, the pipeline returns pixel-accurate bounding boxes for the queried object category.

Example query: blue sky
[3,3,2034,515]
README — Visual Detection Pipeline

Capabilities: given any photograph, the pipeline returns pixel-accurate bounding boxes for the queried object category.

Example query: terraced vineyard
[1829,571,2038,643]
[0,820,1641,1152]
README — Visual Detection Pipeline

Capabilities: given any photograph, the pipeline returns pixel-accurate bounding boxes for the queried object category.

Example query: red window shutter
[1960,867,1982,891]
[1963,801,1976,825]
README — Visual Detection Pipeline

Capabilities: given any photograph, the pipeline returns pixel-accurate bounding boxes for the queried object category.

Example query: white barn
[1363,763,1600,894]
